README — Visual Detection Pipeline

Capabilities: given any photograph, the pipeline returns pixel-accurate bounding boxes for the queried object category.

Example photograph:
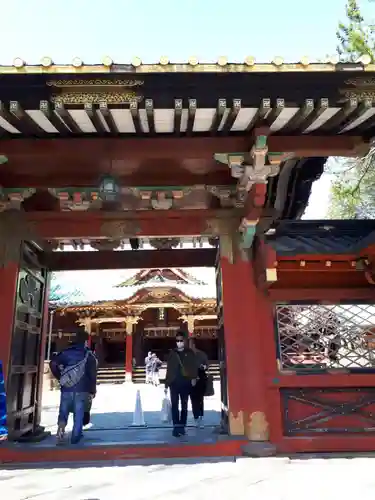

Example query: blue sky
[2,0,369,64]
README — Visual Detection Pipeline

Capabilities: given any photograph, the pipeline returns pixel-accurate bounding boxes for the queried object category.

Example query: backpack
[60,352,89,389]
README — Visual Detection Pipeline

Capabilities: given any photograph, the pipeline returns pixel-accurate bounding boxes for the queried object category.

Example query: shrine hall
[50,267,218,383]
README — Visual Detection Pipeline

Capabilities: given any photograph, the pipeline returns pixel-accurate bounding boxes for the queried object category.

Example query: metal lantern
[98,174,120,202]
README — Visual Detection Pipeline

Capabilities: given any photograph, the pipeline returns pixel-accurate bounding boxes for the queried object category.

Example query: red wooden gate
[6,243,49,441]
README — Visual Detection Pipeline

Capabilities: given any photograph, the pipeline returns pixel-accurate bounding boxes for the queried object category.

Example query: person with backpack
[50,327,97,444]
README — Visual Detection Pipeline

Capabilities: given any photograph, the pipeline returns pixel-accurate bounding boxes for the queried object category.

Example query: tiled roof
[49,267,216,307]
[266,220,375,256]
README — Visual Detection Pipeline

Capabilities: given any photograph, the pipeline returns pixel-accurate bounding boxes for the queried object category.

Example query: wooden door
[216,250,228,430]
[6,243,48,441]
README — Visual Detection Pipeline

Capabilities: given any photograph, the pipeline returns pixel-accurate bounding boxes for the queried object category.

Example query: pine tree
[336,0,375,62]
[329,1,375,219]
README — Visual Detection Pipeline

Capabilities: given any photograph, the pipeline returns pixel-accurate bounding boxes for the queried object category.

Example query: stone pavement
[2,455,375,499]
[39,382,221,445]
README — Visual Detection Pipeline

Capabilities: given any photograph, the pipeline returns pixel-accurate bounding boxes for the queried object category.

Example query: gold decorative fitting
[300,260,306,267]
[41,57,53,68]
[272,56,284,66]
[300,56,309,66]
[325,260,332,267]
[72,57,83,68]
[13,58,25,68]
[188,56,199,66]
[159,56,169,66]
[358,54,372,66]
[101,56,113,67]
[328,55,339,65]
[217,56,228,67]
[132,57,142,67]
[244,56,255,66]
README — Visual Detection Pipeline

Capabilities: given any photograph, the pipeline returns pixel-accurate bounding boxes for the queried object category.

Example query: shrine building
[51,267,218,382]
[1,56,375,462]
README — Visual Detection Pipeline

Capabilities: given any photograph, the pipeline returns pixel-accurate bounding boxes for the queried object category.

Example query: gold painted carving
[100,221,140,239]
[229,411,245,435]
[48,78,144,105]
[47,79,144,87]
[340,78,375,100]
[52,93,142,105]
[124,316,140,335]
[246,411,270,441]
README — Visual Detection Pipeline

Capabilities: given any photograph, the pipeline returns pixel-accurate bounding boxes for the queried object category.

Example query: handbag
[161,396,172,423]
[205,374,215,397]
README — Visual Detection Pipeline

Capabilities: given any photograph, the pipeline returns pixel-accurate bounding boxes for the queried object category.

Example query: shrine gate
[0,57,375,462]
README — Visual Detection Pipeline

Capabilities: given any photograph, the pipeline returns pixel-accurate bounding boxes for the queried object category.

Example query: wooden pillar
[0,261,19,383]
[221,247,276,456]
[124,317,139,382]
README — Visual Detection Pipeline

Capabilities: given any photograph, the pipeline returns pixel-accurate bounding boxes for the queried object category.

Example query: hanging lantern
[98,174,120,202]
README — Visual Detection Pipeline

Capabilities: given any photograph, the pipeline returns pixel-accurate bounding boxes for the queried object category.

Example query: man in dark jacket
[50,328,97,444]
[164,331,199,437]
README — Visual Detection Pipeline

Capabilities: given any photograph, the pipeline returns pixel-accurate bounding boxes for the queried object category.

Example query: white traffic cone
[131,389,146,427]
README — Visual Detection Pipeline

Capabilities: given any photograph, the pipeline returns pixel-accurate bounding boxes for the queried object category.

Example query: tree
[329,1,375,219]
[336,0,375,62]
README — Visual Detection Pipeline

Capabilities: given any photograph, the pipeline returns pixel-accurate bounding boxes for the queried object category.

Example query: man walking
[50,327,97,444]
[189,339,209,427]
[165,331,198,437]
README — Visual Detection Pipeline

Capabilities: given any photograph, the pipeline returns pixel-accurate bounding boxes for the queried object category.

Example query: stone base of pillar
[125,371,132,383]
[241,440,277,457]
[14,425,51,443]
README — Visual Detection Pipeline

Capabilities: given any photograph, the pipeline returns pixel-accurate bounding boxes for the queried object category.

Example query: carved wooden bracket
[0,209,47,268]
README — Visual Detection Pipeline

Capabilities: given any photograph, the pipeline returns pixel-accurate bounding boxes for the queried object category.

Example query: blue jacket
[50,343,97,394]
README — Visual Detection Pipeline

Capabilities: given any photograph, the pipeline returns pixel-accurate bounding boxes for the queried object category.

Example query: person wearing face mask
[164,331,199,437]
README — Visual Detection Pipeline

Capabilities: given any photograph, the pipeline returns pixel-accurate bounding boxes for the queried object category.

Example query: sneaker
[194,419,199,427]
[180,427,186,436]
[199,417,205,428]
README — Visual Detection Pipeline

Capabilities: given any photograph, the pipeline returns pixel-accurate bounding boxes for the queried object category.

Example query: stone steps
[97,364,221,384]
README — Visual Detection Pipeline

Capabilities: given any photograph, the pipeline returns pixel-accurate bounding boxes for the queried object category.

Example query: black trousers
[170,382,191,428]
[191,374,206,419]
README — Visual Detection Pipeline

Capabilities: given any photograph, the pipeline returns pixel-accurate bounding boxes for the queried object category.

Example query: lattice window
[276,304,375,370]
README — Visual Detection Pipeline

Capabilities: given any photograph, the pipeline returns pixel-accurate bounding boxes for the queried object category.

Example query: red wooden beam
[0,135,364,157]
[268,373,375,388]
[275,261,357,272]
[268,287,375,302]
[276,254,357,261]
[45,248,216,271]
[27,210,239,239]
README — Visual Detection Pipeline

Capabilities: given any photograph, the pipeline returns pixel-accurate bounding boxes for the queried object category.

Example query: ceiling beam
[45,248,216,271]
[0,135,365,158]
[27,209,240,239]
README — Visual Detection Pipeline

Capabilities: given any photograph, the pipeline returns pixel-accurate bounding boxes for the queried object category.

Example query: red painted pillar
[221,254,277,454]
[125,333,133,382]
[0,262,19,383]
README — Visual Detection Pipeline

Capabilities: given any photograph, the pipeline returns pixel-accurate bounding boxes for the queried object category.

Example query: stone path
[2,455,375,499]
[40,382,221,444]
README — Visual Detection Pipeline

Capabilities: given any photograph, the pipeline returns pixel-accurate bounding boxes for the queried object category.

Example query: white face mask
[176,341,184,350]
